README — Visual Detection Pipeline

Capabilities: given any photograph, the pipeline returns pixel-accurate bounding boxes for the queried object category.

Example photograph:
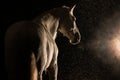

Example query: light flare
[108,35,120,60]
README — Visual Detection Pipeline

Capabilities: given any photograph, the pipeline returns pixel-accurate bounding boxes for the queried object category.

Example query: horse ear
[69,4,76,15]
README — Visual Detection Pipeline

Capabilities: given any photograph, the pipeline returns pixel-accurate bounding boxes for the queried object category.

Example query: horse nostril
[75,33,80,38]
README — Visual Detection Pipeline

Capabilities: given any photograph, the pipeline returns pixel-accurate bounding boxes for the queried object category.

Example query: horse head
[58,5,81,45]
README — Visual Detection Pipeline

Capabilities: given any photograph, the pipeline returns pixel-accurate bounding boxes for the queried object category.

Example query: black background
[1,0,120,80]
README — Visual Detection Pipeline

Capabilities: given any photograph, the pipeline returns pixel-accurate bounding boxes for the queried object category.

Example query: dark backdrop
[1,0,120,80]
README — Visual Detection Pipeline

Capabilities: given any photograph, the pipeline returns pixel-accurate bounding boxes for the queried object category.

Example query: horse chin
[69,39,80,45]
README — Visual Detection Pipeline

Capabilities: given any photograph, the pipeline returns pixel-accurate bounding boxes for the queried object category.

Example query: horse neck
[34,13,60,40]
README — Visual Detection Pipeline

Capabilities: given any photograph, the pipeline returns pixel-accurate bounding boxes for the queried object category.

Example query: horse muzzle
[70,33,81,45]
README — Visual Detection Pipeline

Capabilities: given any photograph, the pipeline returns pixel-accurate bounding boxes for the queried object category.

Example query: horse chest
[47,39,58,53]
[40,33,58,69]
[45,39,58,67]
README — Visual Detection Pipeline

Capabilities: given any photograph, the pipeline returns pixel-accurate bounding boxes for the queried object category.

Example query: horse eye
[70,28,74,31]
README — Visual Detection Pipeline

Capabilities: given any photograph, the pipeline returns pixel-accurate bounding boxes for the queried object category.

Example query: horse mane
[33,6,70,22]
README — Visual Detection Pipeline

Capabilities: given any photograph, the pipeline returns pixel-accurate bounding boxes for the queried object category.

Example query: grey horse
[5,5,81,80]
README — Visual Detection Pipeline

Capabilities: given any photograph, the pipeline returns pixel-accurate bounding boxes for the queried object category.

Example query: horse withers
[5,5,81,80]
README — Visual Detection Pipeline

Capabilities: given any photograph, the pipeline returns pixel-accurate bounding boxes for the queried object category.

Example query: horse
[5,5,81,80]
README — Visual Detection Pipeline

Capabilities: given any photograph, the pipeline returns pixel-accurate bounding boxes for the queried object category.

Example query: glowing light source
[108,36,120,60]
